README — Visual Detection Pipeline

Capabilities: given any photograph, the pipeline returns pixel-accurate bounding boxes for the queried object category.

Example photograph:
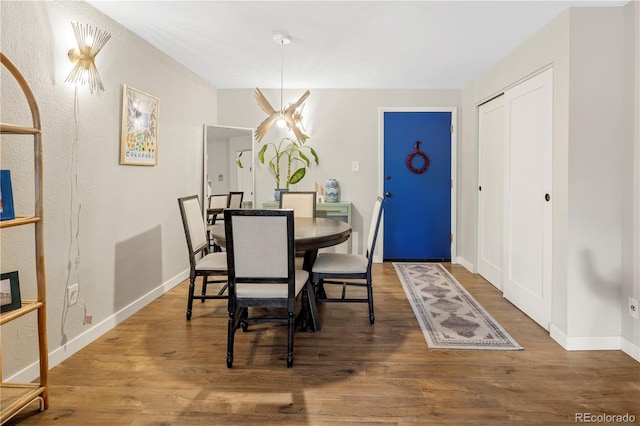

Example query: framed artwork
[0,169,15,221]
[1,271,21,313]
[120,84,159,166]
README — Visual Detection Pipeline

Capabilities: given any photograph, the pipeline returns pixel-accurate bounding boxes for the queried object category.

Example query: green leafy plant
[235,149,251,168]
[257,137,319,189]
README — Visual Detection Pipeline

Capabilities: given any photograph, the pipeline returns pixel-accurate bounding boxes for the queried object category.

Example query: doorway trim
[377,107,458,263]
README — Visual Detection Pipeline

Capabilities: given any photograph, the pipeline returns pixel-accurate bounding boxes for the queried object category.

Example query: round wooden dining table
[209,216,352,332]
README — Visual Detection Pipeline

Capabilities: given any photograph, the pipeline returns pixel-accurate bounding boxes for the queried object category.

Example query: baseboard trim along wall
[456,256,474,273]
[7,269,190,383]
[551,324,640,362]
[621,337,640,362]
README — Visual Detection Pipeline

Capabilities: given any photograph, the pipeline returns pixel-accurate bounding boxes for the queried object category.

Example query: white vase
[324,179,340,203]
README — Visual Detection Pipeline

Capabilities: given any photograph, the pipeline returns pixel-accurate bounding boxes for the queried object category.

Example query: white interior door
[478,95,505,290]
[503,68,553,330]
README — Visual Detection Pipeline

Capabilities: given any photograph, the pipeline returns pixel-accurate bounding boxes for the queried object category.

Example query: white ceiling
[88,0,628,89]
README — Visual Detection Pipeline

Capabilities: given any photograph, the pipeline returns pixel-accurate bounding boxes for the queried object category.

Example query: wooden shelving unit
[0,52,49,424]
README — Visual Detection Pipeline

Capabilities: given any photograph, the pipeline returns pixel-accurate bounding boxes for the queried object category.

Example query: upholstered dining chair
[279,191,316,218]
[207,193,230,251]
[311,196,384,324]
[208,193,229,224]
[208,192,244,251]
[227,191,244,209]
[223,208,311,368]
[178,195,228,321]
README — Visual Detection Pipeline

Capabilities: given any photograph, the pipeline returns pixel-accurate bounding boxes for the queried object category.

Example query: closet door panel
[477,95,505,289]
[503,68,553,330]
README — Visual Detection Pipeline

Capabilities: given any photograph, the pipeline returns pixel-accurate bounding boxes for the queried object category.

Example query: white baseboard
[455,256,474,273]
[549,324,568,348]
[8,269,189,383]
[621,337,640,362]
[550,324,639,361]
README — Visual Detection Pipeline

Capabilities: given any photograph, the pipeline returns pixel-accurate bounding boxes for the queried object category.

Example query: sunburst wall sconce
[65,22,111,93]
[255,34,310,144]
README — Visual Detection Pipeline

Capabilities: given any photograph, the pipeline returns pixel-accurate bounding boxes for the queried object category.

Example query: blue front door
[383,111,452,261]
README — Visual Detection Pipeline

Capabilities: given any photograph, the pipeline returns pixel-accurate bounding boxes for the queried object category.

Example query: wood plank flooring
[7,263,640,425]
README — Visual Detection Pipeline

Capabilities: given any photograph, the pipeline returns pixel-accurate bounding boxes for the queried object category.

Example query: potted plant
[257,137,319,200]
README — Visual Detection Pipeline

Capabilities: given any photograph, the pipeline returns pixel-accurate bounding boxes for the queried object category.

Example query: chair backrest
[209,194,229,210]
[366,196,384,261]
[228,191,244,209]
[279,191,316,218]
[224,209,296,302]
[178,195,209,266]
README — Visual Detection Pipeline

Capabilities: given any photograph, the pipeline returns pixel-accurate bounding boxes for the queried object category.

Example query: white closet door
[503,68,553,330]
[478,95,505,290]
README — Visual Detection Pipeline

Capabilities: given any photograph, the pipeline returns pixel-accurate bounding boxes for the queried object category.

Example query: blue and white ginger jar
[324,178,340,203]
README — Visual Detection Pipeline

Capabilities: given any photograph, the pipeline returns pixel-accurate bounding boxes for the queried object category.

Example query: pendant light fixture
[255,34,310,144]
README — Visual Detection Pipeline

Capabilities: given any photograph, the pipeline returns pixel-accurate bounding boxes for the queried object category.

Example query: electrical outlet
[629,297,639,319]
[68,283,79,306]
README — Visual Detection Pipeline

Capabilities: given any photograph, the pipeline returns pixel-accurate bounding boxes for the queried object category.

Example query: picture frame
[1,271,21,313]
[0,169,16,221]
[120,84,159,166]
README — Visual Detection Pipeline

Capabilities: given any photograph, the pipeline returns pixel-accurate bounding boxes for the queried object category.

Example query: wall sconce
[65,22,111,93]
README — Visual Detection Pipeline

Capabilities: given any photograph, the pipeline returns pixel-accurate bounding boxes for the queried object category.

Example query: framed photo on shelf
[1,271,21,313]
[120,84,159,166]
[0,169,16,221]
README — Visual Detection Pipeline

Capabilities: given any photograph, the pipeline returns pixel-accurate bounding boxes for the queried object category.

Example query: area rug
[394,262,523,350]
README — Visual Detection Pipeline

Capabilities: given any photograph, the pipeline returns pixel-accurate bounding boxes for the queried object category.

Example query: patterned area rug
[394,262,523,350]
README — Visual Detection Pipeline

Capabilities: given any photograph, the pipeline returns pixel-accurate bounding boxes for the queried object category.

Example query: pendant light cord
[280,38,284,114]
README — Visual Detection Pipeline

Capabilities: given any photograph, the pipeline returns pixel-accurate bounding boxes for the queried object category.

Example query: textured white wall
[623,0,640,357]
[1,1,217,377]
[566,7,625,339]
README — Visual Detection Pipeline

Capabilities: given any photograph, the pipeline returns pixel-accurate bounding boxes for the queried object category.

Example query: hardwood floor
[8,263,640,425]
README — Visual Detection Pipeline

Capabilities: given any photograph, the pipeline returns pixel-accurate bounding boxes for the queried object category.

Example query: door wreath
[406,140,430,174]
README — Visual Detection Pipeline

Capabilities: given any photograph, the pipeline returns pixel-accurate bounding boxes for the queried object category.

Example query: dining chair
[223,208,310,368]
[227,191,244,209]
[207,193,230,251]
[279,191,316,218]
[311,196,384,324]
[208,193,229,224]
[178,195,228,321]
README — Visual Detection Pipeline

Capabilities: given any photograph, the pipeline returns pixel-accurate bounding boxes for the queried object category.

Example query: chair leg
[287,312,295,368]
[241,307,249,332]
[298,286,309,332]
[313,278,326,301]
[227,309,236,368]
[367,278,375,325]
[201,276,208,302]
[186,277,196,320]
